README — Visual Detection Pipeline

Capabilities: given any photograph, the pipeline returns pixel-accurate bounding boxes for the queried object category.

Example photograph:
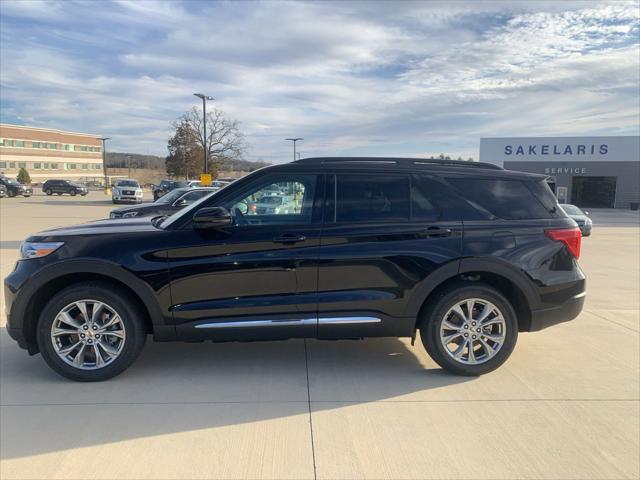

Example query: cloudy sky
[1,0,638,163]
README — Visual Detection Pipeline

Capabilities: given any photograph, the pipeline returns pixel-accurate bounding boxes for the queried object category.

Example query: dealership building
[0,124,104,182]
[480,136,640,209]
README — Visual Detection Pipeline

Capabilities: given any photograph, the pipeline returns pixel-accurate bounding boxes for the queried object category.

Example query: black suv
[4,158,585,381]
[42,179,88,196]
[0,176,33,197]
[153,179,191,200]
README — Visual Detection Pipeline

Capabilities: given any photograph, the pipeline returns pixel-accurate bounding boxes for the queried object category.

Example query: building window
[43,162,50,169]
[94,163,102,169]
[51,163,58,170]
[0,161,6,168]
[34,163,41,169]
[69,163,77,169]
[18,162,26,168]
[0,138,4,146]
[9,162,15,168]
[48,143,58,149]
[32,142,41,148]
[64,144,71,151]
[15,140,25,147]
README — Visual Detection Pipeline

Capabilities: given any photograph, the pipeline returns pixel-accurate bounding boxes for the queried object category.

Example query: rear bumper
[529,291,585,332]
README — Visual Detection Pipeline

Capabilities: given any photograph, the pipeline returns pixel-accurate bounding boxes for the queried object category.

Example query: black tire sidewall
[36,283,146,381]
[421,283,518,376]
[46,189,52,195]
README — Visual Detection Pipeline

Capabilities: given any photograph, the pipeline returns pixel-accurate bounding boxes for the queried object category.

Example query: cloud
[0,0,638,161]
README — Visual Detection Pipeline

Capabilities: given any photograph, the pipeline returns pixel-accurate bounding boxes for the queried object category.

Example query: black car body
[5,158,585,381]
[110,187,216,219]
[0,176,32,197]
[42,179,88,196]
[560,204,592,236]
[153,179,191,200]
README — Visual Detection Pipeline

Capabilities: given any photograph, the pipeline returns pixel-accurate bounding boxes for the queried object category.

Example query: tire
[56,193,62,195]
[37,282,147,382]
[70,190,76,196]
[23,195,31,198]
[8,190,15,198]
[420,282,518,376]
[45,189,53,196]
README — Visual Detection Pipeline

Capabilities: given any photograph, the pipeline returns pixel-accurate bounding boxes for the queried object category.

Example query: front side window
[225,175,317,226]
[180,190,213,204]
[335,174,409,223]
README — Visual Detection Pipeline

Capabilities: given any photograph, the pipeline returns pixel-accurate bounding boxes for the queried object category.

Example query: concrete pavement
[1,192,638,479]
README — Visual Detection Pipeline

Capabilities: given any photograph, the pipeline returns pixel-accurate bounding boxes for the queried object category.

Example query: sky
[0,0,639,163]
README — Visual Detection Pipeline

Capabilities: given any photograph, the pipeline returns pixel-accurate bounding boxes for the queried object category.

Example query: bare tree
[179,106,246,172]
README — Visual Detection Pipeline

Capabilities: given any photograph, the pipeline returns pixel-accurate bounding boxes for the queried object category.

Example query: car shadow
[0,332,472,460]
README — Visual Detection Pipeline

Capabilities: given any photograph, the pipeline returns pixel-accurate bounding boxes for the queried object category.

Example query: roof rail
[294,157,503,170]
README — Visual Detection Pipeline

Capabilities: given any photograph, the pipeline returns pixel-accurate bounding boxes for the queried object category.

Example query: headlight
[109,212,118,219]
[136,189,143,195]
[122,211,139,218]
[20,242,64,259]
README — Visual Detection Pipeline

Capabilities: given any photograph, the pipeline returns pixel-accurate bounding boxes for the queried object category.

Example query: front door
[167,173,324,341]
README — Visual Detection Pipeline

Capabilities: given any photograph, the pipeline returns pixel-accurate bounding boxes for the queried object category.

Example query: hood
[111,202,157,214]
[28,217,160,240]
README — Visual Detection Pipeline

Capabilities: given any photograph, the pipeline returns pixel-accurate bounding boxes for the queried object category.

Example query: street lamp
[194,93,214,175]
[99,137,111,190]
[285,138,303,162]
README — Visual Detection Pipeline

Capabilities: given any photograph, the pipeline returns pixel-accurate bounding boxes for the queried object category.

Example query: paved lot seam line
[303,339,318,480]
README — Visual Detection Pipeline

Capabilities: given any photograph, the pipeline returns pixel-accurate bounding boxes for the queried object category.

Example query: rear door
[317,172,462,338]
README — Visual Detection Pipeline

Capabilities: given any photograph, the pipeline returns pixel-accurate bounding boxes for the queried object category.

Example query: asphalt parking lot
[1,191,638,480]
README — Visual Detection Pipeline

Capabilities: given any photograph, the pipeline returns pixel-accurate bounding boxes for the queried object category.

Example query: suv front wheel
[420,282,518,376]
[37,282,147,381]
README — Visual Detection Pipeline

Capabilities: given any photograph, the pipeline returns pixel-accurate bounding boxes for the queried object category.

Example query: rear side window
[447,178,552,220]
[411,176,440,221]
[336,175,409,223]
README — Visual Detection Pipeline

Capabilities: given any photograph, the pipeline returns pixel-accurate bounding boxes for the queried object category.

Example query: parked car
[5,157,585,381]
[153,179,191,200]
[559,204,592,236]
[0,176,32,197]
[0,183,6,198]
[111,179,143,204]
[42,179,88,196]
[109,187,216,219]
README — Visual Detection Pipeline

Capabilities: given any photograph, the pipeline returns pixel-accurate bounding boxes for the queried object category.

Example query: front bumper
[112,194,143,202]
[529,291,585,332]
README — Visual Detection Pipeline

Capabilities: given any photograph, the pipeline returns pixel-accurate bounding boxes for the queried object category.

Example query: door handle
[273,233,307,244]
[424,227,452,238]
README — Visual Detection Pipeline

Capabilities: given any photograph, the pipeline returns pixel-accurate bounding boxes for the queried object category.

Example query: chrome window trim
[318,317,381,325]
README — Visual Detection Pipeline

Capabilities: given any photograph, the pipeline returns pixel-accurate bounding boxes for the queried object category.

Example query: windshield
[3,178,20,185]
[560,204,583,215]
[157,189,186,204]
[116,180,139,188]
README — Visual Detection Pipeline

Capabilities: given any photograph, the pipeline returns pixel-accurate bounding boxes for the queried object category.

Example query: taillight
[546,227,582,259]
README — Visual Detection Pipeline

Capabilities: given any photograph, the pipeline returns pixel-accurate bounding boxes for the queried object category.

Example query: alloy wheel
[439,298,506,365]
[50,299,126,370]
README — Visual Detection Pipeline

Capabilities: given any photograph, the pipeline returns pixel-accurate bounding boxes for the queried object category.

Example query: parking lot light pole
[99,137,111,190]
[285,138,303,162]
[193,93,214,175]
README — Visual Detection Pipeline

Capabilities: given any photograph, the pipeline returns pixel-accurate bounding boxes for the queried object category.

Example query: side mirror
[193,207,232,229]
[584,211,590,216]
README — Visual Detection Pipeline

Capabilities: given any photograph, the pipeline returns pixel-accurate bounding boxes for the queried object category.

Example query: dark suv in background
[4,158,585,381]
[42,179,88,196]
[153,179,191,200]
[0,176,32,197]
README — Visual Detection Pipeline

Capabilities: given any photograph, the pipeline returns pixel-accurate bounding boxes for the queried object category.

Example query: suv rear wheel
[420,282,518,376]
[37,282,147,381]
[45,188,52,195]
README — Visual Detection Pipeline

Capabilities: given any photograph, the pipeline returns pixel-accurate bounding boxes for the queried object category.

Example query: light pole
[127,154,132,178]
[285,138,303,162]
[194,93,214,175]
[99,137,111,189]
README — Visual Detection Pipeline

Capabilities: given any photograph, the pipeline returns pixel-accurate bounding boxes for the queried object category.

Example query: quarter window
[447,178,552,220]
[336,175,409,223]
